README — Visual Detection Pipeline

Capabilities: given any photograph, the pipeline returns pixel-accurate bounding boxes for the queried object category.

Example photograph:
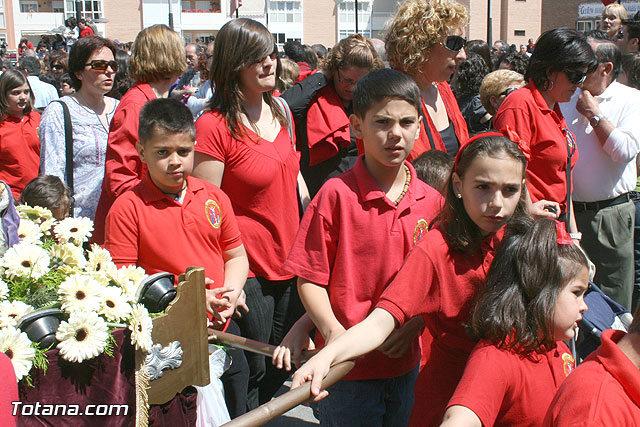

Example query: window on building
[53,0,64,12]
[514,30,526,36]
[338,0,371,39]
[576,20,594,32]
[273,32,286,44]
[0,0,5,28]
[268,0,302,23]
[20,0,38,12]
[67,0,103,19]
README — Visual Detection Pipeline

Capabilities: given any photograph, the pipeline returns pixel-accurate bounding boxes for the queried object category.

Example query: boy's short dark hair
[412,150,454,194]
[352,68,421,118]
[138,98,195,143]
[20,175,72,212]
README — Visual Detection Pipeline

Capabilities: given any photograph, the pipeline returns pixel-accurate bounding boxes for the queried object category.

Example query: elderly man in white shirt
[563,36,640,309]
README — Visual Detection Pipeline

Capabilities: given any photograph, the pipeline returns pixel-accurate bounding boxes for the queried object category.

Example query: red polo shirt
[544,329,640,426]
[195,109,300,280]
[0,111,40,200]
[93,83,156,243]
[448,341,574,427]
[493,82,578,214]
[376,226,504,427]
[284,156,443,380]
[104,173,242,288]
[0,352,17,427]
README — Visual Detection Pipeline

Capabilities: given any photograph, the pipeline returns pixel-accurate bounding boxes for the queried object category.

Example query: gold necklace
[394,165,411,205]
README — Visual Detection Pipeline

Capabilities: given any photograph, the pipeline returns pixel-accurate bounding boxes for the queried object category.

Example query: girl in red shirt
[0,69,40,200]
[441,218,589,427]
[192,18,308,409]
[291,133,531,426]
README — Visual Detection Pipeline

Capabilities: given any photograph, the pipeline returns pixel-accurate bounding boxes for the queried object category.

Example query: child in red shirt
[291,132,535,426]
[104,98,250,417]
[441,218,589,426]
[280,68,444,425]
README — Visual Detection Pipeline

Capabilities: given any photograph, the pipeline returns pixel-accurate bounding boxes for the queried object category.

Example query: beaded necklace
[393,165,411,205]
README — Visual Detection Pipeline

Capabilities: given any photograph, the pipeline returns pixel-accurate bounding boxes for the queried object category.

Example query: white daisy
[56,311,109,363]
[39,218,57,237]
[110,266,147,302]
[99,286,131,322]
[2,243,51,280]
[0,327,35,380]
[0,279,8,300]
[49,243,86,272]
[128,304,153,352]
[58,274,103,314]
[16,205,53,222]
[17,219,43,244]
[54,217,94,246]
[0,300,34,328]
[85,244,117,276]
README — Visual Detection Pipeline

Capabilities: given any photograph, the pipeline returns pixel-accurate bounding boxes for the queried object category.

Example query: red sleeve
[493,106,532,161]
[104,195,140,267]
[0,353,17,427]
[283,195,337,286]
[103,102,146,199]
[376,242,439,327]
[195,112,229,162]
[217,188,242,252]
[447,344,511,427]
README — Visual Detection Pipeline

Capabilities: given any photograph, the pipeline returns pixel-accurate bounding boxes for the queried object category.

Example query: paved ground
[263,380,319,426]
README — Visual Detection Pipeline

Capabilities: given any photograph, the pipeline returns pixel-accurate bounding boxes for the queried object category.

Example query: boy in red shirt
[104,98,250,417]
[282,69,443,425]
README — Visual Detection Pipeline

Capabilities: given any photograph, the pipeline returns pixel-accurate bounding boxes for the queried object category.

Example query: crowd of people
[1,0,640,425]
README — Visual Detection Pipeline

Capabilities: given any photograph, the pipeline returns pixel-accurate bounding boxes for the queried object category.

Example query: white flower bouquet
[0,206,154,384]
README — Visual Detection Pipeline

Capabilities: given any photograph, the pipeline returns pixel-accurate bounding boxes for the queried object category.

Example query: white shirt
[562,81,640,202]
[27,75,59,110]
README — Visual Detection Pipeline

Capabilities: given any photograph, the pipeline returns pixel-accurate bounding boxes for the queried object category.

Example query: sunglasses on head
[84,59,117,72]
[443,35,467,52]
[564,69,587,85]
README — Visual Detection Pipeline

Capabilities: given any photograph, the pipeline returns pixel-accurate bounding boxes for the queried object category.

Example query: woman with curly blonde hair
[386,0,469,159]
[282,34,383,196]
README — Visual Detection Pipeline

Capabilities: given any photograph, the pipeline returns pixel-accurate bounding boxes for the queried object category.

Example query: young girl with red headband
[291,132,537,426]
[441,217,589,426]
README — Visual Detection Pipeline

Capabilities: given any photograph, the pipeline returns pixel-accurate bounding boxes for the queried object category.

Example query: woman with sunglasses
[92,25,186,242]
[281,34,383,197]
[494,28,598,233]
[39,35,119,220]
[384,0,469,159]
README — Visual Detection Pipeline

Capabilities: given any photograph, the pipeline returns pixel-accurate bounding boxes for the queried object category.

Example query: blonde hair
[321,34,384,77]
[129,24,186,83]
[479,70,525,115]
[277,58,300,93]
[385,0,468,76]
[602,3,629,20]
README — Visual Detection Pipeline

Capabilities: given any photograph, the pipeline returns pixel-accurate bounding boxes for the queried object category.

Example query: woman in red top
[494,28,598,231]
[385,0,470,159]
[441,218,589,427]
[291,133,530,426]
[92,24,186,242]
[0,69,40,200]
[192,18,307,410]
[281,34,383,197]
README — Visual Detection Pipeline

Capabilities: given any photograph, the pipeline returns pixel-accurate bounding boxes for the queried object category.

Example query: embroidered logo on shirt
[562,352,575,376]
[413,219,429,244]
[205,200,222,229]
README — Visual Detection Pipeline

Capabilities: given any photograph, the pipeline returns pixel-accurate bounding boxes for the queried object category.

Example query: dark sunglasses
[52,64,64,70]
[84,59,118,72]
[564,69,587,85]
[443,35,467,52]
[616,29,625,39]
[500,87,517,97]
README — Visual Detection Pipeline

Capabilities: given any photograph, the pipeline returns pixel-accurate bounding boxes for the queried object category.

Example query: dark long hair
[0,69,34,121]
[439,135,528,252]
[470,217,589,353]
[208,18,286,140]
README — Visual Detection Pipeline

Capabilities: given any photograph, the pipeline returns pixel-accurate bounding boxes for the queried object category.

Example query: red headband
[454,127,522,172]
[555,220,574,245]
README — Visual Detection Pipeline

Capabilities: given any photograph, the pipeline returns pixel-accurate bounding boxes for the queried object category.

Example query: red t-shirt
[284,156,443,380]
[104,174,242,288]
[0,111,40,200]
[408,82,469,162]
[448,340,574,427]
[195,109,300,280]
[93,83,156,244]
[79,26,94,38]
[544,329,640,426]
[0,352,17,427]
[376,225,504,427]
[493,82,578,214]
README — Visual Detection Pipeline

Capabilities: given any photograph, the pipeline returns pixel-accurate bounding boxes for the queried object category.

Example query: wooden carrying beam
[135,267,210,405]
